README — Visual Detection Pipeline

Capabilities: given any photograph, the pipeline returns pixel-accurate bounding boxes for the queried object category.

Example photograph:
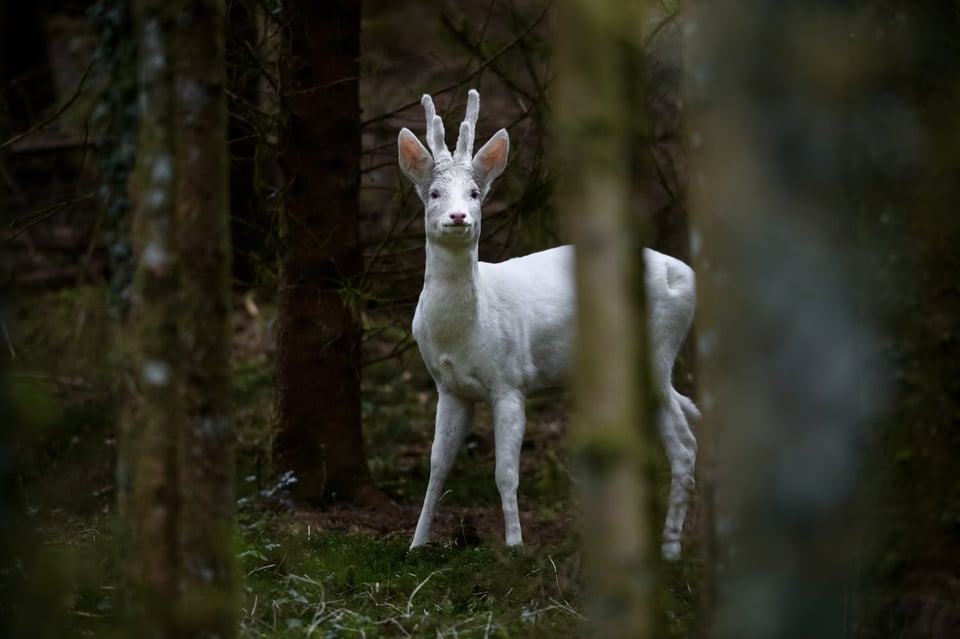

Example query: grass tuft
[238,526,585,638]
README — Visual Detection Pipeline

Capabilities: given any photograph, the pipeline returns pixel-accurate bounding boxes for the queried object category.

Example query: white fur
[398,90,699,559]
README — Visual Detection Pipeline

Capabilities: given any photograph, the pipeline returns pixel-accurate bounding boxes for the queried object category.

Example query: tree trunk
[173,0,237,634]
[271,0,374,504]
[125,0,236,635]
[555,2,658,637]
[127,3,182,628]
[684,2,960,637]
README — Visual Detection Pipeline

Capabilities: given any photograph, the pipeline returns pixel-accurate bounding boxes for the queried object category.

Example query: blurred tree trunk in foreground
[173,0,237,632]
[271,0,376,504]
[685,1,960,637]
[125,0,236,635]
[556,1,659,637]
[126,1,183,628]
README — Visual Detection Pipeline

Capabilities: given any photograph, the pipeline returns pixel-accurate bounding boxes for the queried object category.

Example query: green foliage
[238,525,585,638]
[659,554,701,639]
[12,286,116,376]
[8,285,708,637]
[0,513,125,639]
[11,287,119,516]
[10,377,63,434]
[534,449,570,511]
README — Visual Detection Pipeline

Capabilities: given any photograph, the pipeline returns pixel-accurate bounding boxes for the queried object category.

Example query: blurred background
[1,0,958,637]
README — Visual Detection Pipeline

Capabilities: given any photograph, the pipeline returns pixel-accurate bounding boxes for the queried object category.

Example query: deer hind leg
[492,392,527,547]
[659,389,699,560]
[411,391,474,548]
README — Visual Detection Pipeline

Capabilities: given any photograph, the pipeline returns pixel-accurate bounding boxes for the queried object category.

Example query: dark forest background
[2,0,959,637]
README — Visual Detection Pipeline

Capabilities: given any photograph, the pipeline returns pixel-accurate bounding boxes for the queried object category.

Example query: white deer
[397,90,699,560]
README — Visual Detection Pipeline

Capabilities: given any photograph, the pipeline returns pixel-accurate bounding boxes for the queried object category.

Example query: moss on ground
[237,524,585,638]
[7,287,702,637]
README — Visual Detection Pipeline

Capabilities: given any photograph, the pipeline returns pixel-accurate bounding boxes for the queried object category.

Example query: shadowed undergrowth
[237,526,585,638]
[6,287,701,637]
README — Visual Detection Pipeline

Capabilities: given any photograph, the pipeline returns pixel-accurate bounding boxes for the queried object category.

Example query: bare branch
[0,60,96,152]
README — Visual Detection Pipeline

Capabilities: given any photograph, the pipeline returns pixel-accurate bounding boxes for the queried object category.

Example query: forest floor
[8,286,701,638]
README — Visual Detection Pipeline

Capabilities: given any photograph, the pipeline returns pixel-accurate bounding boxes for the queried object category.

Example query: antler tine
[421,94,436,125]
[454,89,480,159]
[421,94,450,159]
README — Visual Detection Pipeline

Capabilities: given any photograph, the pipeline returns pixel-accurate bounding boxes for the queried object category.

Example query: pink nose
[449,212,467,225]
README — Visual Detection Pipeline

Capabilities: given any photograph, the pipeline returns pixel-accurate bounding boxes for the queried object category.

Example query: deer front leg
[411,390,474,548]
[492,392,527,547]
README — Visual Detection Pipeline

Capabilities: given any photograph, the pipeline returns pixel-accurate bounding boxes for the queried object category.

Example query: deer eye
[429,189,440,200]
[469,189,480,200]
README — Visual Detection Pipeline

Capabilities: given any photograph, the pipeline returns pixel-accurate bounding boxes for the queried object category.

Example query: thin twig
[0,60,96,152]
[4,116,95,247]
[73,123,106,286]
[649,143,689,218]
[361,335,418,367]
[405,569,448,617]
[246,563,277,577]
[1,320,15,359]
[2,192,97,245]
[361,2,552,128]
[10,372,88,387]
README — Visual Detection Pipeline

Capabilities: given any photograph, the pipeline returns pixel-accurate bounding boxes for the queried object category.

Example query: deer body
[415,245,575,400]
[398,90,698,558]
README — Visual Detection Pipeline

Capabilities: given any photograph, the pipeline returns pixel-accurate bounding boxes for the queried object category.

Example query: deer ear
[472,129,509,190]
[398,128,434,186]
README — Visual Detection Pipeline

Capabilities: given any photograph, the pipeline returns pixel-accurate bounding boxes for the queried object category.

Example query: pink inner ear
[400,133,429,169]
[479,136,507,171]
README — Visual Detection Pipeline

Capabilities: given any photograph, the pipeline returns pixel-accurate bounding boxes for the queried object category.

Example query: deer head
[398,90,509,247]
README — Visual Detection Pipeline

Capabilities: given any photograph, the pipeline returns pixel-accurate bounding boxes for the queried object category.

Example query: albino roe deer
[398,90,699,559]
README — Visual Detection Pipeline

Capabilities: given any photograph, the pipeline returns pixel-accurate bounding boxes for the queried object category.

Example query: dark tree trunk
[127,3,182,627]
[271,0,374,503]
[850,6,960,636]
[685,2,960,638]
[173,0,237,634]
[125,0,236,635]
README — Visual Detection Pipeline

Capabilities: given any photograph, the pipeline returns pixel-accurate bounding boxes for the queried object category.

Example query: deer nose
[448,212,467,225]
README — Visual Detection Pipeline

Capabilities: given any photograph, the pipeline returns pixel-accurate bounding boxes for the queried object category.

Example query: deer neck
[420,240,482,336]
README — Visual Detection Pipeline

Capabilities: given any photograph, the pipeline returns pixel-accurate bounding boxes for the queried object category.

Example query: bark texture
[128,4,181,627]
[685,2,960,637]
[125,0,236,635]
[555,2,658,637]
[173,0,237,633]
[271,0,372,503]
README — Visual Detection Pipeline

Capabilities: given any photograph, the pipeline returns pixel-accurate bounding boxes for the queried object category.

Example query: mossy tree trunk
[684,2,881,636]
[846,6,960,636]
[684,1,960,637]
[555,2,659,637]
[172,0,237,633]
[271,0,375,504]
[127,2,182,628]
[126,0,236,635]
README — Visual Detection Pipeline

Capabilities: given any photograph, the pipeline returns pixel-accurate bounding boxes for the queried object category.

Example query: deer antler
[421,94,451,161]
[421,90,481,163]
[454,89,480,160]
